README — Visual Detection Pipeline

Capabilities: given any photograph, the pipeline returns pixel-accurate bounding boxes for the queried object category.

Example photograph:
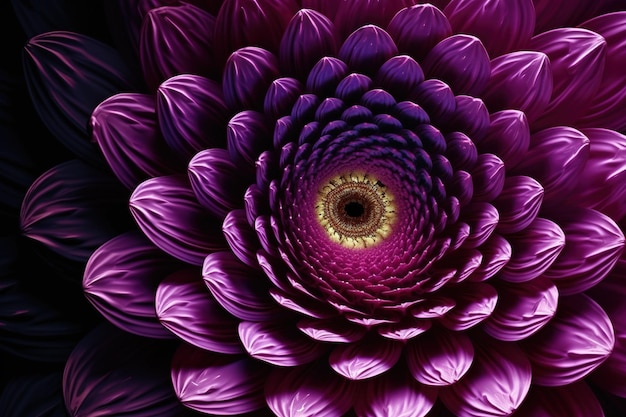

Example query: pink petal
[155,268,243,354]
[492,176,543,235]
[484,277,559,341]
[443,0,535,57]
[514,382,604,417]
[297,317,367,343]
[334,0,415,40]
[83,231,182,339]
[475,110,530,168]
[520,294,615,386]
[329,336,403,380]
[265,362,355,417]
[440,341,531,417]
[171,343,269,414]
[129,175,227,265]
[439,282,498,331]
[406,328,474,386]
[338,25,398,76]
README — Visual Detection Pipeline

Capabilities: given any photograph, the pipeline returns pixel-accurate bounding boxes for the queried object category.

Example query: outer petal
[83,231,182,339]
[514,383,604,417]
[329,336,403,380]
[521,294,615,386]
[171,342,270,415]
[334,0,415,40]
[533,0,613,33]
[338,25,398,76]
[492,176,543,235]
[440,340,531,417]
[129,175,227,265]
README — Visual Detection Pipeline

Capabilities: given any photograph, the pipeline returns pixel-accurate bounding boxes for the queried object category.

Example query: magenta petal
[498,218,565,283]
[92,93,182,189]
[406,328,474,386]
[265,361,355,417]
[354,368,438,417]
[171,343,269,415]
[521,294,614,386]
[422,34,490,96]
[239,321,328,367]
[514,383,604,417]
[129,175,227,265]
[493,176,543,235]
[470,154,505,203]
[467,234,512,282]
[533,0,611,33]
[543,208,624,295]
[264,77,304,119]
[440,341,531,417]
[227,110,273,173]
[140,4,216,90]
[476,110,530,168]
[529,28,607,129]
[223,209,263,267]
[459,202,498,249]
[439,282,498,331]
[297,317,367,343]
[83,231,182,339]
[444,0,535,57]
[338,25,398,76]
[484,277,558,341]
[157,74,229,160]
[329,336,402,380]
[374,55,425,101]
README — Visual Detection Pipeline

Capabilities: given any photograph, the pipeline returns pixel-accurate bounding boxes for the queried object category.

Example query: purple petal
[140,4,216,89]
[264,77,304,119]
[422,34,490,96]
[484,277,559,341]
[334,0,415,40]
[297,317,367,343]
[387,4,452,61]
[338,25,398,76]
[305,57,349,96]
[227,110,273,174]
[440,341,531,417]
[92,93,183,189]
[475,110,530,168]
[514,383,604,417]
[498,218,565,283]
[521,294,615,386]
[157,74,230,161]
[439,282,498,331]
[447,95,490,141]
[20,160,131,262]
[459,202,498,249]
[129,175,227,265]
[374,55,425,101]
[83,231,182,339]
[444,0,535,57]
[413,79,456,124]
[406,328,474,386]
[239,321,328,367]
[492,176,543,235]
[533,0,612,33]
[301,0,341,20]
[329,336,403,380]
[470,154,505,202]
[544,208,624,295]
[171,343,269,414]
[529,28,606,129]
[222,209,263,268]
[265,361,355,417]
[466,234,511,282]
[377,319,433,342]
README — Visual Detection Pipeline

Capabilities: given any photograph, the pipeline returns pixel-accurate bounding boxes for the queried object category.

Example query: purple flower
[14,0,626,415]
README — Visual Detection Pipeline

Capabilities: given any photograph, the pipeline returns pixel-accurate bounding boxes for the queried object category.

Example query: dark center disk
[344,201,365,218]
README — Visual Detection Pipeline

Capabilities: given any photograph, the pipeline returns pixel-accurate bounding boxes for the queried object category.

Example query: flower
[12,0,626,415]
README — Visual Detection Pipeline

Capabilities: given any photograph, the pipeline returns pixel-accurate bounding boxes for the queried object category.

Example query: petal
[521,294,615,386]
[83,231,182,339]
[338,25,399,76]
[439,282,498,331]
[476,110,530,168]
[529,28,607,129]
[305,56,349,96]
[533,0,611,33]
[444,132,478,171]
[406,328,474,386]
[129,175,227,265]
[514,383,604,417]
[444,0,535,57]
[484,277,559,341]
[329,336,403,380]
[440,341,532,417]
[412,79,456,124]
[265,361,355,417]
[20,160,131,262]
[334,0,415,40]
[460,202,498,249]
[422,34,490,96]
[157,74,230,161]
[492,176,543,235]
[222,209,263,268]
[227,110,273,174]
[470,154,505,203]
[23,31,139,165]
[64,323,181,417]
[239,321,328,367]
[264,77,304,119]
[0,372,66,416]
[498,218,565,283]
[374,55,425,102]
[467,234,512,282]
[543,207,624,295]
[171,343,270,415]
[140,4,216,90]
[297,317,367,343]
[447,95,490,140]
[91,93,183,189]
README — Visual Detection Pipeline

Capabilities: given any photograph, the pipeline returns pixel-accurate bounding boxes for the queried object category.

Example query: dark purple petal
[493,176,543,235]
[64,323,181,417]
[20,160,131,262]
[223,209,263,267]
[329,336,403,380]
[467,234,511,282]
[129,175,227,265]
[334,0,415,40]
[157,74,230,161]
[23,32,139,164]
[514,383,604,417]
[300,0,341,20]
[0,372,67,416]
[413,79,456,124]
[139,4,216,90]
[444,0,535,57]
[459,202,498,249]
[447,95,490,140]
[92,93,183,189]
[264,77,304,119]
[521,294,614,386]
[338,25,398,76]
[171,342,270,414]
[470,154,505,202]
[227,110,273,173]
[83,231,182,339]
[475,110,530,168]
[374,55,425,101]
[533,0,612,33]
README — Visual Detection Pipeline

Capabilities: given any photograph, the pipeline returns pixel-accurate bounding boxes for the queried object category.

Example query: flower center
[316,172,395,249]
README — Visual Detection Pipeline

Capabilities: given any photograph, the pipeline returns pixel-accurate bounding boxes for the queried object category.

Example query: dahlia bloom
[12,0,626,415]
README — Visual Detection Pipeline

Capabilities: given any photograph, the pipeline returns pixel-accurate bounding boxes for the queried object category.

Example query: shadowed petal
[23,31,139,164]
[329,336,403,380]
[440,341,531,417]
[413,79,456,124]
[493,176,543,235]
[223,209,263,267]
[264,77,304,119]
[227,110,273,174]
[476,110,530,169]
[63,323,182,417]
[338,25,398,76]
[521,294,615,386]
[306,56,349,96]
[470,154,505,203]
[514,383,604,417]
[171,343,270,415]
[467,234,511,282]
[447,95,490,140]
[444,132,477,171]
[374,55,425,101]
[533,0,612,33]
[334,0,415,40]
[265,361,355,417]
[83,231,182,339]
[459,202,498,249]
[0,372,67,417]
[129,175,227,265]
